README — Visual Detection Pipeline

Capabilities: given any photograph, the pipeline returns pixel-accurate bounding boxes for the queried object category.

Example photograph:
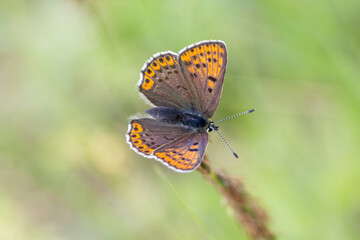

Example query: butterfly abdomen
[146,107,208,131]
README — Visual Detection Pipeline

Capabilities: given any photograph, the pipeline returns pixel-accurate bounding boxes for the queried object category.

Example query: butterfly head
[206,121,219,132]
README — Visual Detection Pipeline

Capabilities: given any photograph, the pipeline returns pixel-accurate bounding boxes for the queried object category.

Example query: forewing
[178,40,227,117]
[153,132,209,172]
[138,52,196,110]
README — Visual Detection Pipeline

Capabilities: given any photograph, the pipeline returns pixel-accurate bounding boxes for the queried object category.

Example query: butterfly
[126,40,252,173]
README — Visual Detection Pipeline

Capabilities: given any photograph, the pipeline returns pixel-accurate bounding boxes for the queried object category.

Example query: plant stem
[197,156,275,240]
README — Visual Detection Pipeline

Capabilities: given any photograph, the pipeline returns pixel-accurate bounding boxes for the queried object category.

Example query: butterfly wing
[153,131,209,172]
[126,118,208,172]
[127,118,191,156]
[178,40,227,118]
[138,52,197,110]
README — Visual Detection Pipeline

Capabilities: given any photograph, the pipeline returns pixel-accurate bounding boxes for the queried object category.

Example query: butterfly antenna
[212,127,239,158]
[215,109,256,123]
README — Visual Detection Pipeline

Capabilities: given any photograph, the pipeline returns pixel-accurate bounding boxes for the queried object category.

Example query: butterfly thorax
[146,107,209,132]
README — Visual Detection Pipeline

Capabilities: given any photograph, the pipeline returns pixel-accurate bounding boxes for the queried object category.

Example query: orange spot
[203,47,212,76]
[169,159,176,166]
[208,80,215,89]
[204,44,212,53]
[208,63,213,76]
[158,57,167,67]
[185,164,194,170]
[219,46,225,54]
[151,61,161,70]
[130,133,140,139]
[181,52,191,62]
[182,152,191,160]
[155,152,164,158]
[132,123,143,132]
[145,67,156,77]
[197,46,204,54]
[189,49,197,57]
[143,148,154,154]
[192,57,200,65]
[219,57,223,67]
[156,152,172,162]
[187,66,195,73]
[164,56,175,65]
[142,76,154,90]
[212,44,219,54]
[138,144,149,151]
[199,54,206,64]
[177,163,185,169]
[133,139,143,145]
[211,44,218,78]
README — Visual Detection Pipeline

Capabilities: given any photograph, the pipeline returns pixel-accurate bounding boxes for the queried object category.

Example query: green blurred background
[1,0,360,239]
